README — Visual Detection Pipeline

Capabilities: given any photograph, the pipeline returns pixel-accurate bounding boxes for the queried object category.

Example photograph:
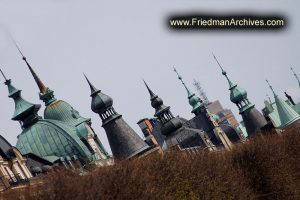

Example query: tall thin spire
[212,53,235,89]
[12,40,56,105]
[173,67,192,97]
[266,79,276,96]
[291,67,300,88]
[12,40,47,94]
[143,80,165,113]
[84,73,100,96]
[0,68,8,82]
[143,79,156,99]
[173,67,203,114]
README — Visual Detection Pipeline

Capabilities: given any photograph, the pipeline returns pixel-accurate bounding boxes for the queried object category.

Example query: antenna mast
[193,79,209,105]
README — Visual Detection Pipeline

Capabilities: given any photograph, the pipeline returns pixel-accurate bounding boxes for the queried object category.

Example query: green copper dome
[1,73,94,164]
[20,57,90,127]
[211,113,220,122]
[230,85,247,104]
[16,119,94,163]
[218,64,247,104]
[188,94,202,113]
[44,100,89,127]
[213,55,254,114]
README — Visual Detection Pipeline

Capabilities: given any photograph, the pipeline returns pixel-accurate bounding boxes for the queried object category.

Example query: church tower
[213,55,267,137]
[173,68,232,150]
[84,75,151,159]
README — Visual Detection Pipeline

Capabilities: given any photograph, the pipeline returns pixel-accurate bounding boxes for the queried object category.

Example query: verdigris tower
[266,80,300,128]
[173,68,232,150]
[213,55,267,137]
[0,69,96,166]
[84,75,151,159]
[0,69,41,128]
[14,44,110,164]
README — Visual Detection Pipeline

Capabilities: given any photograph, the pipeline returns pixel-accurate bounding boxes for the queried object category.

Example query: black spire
[84,73,101,96]
[83,74,113,116]
[143,80,169,117]
[142,80,182,135]
[85,75,151,159]
[143,79,156,99]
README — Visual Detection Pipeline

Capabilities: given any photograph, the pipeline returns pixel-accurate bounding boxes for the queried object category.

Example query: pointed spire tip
[12,40,48,94]
[266,79,276,96]
[212,52,216,59]
[0,68,8,82]
[142,79,156,98]
[83,73,100,96]
[83,73,91,85]
[173,67,194,97]
[212,53,224,72]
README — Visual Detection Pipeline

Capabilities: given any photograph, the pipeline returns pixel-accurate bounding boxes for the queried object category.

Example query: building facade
[0,135,33,191]
[206,100,239,128]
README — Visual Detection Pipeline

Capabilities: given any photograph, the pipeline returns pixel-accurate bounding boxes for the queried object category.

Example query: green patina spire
[0,68,41,127]
[13,42,92,129]
[213,54,254,114]
[173,67,202,114]
[173,67,193,97]
[266,94,272,104]
[213,53,236,89]
[291,67,300,88]
[13,41,56,106]
[15,42,90,127]
[266,79,300,128]
[266,80,276,96]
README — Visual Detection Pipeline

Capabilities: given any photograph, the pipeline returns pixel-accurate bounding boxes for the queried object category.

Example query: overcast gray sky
[0,0,299,153]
